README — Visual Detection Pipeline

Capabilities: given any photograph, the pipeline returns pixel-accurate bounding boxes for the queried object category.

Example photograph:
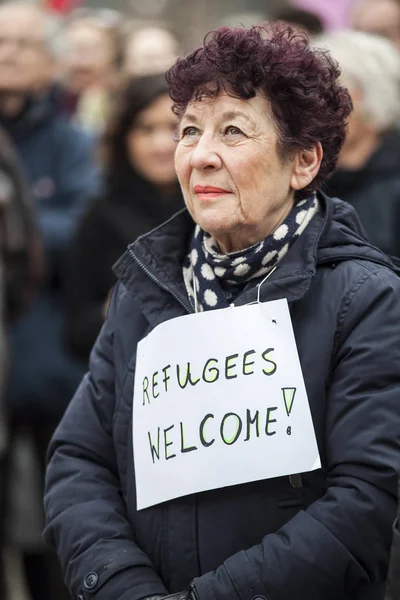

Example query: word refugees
[142,347,277,405]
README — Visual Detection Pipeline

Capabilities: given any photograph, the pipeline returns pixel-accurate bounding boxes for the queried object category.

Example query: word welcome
[142,348,277,405]
[147,407,280,463]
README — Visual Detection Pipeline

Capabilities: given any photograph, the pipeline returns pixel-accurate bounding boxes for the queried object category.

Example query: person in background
[320,31,400,257]
[0,128,44,322]
[351,0,400,50]
[0,2,99,599]
[60,8,123,135]
[273,5,324,35]
[45,23,400,600]
[0,127,43,599]
[67,74,183,362]
[123,24,180,77]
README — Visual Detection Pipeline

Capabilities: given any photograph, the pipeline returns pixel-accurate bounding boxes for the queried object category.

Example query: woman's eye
[182,126,199,137]
[225,126,243,136]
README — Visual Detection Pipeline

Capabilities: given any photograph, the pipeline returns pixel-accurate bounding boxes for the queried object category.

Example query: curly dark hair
[166,23,353,199]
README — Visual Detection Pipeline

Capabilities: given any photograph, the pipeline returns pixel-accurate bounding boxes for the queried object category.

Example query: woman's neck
[338,128,381,170]
[214,200,295,254]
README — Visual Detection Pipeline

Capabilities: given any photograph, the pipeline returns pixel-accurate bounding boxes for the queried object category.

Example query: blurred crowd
[0,0,398,598]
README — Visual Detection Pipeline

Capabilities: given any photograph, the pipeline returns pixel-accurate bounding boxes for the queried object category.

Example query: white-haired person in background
[351,0,400,50]
[122,24,181,77]
[319,30,400,257]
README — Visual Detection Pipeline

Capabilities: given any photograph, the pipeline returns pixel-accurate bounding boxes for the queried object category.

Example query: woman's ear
[291,142,323,192]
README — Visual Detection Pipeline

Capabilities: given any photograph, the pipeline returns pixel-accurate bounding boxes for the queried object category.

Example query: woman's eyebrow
[181,110,253,125]
[180,113,200,125]
[220,110,252,123]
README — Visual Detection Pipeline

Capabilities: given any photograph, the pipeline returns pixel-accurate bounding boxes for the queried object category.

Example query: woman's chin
[193,206,237,237]
[197,218,236,241]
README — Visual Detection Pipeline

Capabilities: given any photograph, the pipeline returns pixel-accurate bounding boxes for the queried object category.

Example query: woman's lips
[193,185,231,201]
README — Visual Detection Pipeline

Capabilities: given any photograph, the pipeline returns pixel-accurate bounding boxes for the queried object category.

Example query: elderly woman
[44,24,400,600]
[321,30,400,256]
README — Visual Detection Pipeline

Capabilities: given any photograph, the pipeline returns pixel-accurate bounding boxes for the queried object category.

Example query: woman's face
[175,93,306,253]
[127,94,178,187]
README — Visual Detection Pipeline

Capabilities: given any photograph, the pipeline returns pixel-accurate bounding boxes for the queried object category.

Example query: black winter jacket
[324,129,400,257]
[386,480,400,600]
[44,195,400,600]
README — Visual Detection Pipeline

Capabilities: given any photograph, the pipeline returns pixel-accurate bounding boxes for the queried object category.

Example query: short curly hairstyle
[166,23,353,199]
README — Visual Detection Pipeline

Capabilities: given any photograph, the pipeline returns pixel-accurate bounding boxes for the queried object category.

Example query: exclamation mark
[282,387,296,435]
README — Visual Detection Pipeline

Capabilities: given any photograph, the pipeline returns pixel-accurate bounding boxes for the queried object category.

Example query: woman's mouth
[193,185,231,201]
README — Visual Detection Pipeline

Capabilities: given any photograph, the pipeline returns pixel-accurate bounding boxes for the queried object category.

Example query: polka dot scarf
[183,194,319,311]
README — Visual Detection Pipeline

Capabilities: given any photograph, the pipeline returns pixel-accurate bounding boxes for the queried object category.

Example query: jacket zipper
[128,246,193,314]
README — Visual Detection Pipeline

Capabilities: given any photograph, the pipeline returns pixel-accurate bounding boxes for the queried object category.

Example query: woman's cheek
[174,148,190,185]
[183,191,195,217]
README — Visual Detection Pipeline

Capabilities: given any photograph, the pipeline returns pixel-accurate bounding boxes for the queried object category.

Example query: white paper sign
[133,299,321,510]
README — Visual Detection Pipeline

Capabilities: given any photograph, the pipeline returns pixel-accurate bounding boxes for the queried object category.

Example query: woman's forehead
[181,92,270,122]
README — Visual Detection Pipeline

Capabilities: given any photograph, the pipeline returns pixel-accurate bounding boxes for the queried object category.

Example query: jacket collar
[114,209,194,327]
[114,193,398,329]
[114,196,328,327]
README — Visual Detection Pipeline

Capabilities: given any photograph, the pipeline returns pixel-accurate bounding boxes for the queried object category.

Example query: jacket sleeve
[38,126,100,254]
[43,284,169,600]
[192,268,400,600]
[386,480,400,600]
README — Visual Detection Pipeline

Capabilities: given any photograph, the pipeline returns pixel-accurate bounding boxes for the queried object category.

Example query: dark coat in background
[0,128,44,321]
[324,129,400,257]
[0,128,43,597]
[66,169,183,361]
[44,195,400,600]
[0,90,100,421]
[0,124,44,439]
[0,127,44,436]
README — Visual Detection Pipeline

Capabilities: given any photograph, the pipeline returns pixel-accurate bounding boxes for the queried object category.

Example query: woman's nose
[190,135,222,171]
